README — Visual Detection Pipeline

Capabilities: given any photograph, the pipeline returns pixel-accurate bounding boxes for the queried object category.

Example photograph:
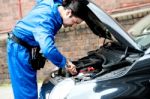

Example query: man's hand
[65,60,77,75]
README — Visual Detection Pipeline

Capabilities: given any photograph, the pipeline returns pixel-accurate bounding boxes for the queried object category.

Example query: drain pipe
[18,0,23,18]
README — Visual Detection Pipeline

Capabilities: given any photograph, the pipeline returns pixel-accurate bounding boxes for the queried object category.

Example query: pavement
[0,86,13,99]
[0,83,42,99]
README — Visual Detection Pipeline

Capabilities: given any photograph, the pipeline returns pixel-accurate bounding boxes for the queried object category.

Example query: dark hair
[63,0,88,20]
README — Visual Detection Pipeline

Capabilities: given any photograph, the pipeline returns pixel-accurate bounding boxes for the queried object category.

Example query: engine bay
[50,41,142,83]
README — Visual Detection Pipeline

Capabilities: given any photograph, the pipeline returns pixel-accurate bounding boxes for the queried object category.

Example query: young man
[7,0,83,98]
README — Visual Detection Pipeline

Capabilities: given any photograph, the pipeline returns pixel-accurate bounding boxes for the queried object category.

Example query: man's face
[62,9,83,27]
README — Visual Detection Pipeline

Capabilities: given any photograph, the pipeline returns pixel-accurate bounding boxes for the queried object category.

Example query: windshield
[128,14,150,48]
[133,24,150,47]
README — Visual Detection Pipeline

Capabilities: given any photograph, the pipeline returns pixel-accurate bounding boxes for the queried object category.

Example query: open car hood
[80,0,142,51]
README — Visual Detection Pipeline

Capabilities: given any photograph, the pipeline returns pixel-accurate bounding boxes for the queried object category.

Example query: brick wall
[0,9,150,84]
[0,0,150,84]
[0,0,35,32]
[0,40,8,83]
[0,0,150,33]
[93,0,150,12]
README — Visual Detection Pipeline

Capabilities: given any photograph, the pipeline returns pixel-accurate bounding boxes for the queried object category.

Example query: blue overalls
[7,0,66,98]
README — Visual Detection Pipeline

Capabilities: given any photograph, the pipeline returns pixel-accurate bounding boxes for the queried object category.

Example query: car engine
[49,40,142,84]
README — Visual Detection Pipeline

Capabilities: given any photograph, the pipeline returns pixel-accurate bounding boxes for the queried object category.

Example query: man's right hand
[65,60,77,75]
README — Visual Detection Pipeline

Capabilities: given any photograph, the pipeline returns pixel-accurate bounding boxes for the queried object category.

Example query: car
[39,0,150,99]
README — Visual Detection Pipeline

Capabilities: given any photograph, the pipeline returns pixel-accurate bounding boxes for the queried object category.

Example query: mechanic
[7,0,83,98]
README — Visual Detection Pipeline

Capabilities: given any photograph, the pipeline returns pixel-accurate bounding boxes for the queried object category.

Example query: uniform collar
[52,4,63,29]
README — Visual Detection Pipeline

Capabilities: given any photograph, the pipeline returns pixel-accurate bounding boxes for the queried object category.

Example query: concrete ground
[0,86,13,99]
[0,83,42,99]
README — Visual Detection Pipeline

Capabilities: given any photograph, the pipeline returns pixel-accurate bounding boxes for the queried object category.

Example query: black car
[39,0,150,99]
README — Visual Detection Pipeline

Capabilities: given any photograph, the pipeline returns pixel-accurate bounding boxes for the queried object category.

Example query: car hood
[80,0,142,51]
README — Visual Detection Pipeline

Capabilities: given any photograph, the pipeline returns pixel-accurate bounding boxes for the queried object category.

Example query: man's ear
[66,9,72,17]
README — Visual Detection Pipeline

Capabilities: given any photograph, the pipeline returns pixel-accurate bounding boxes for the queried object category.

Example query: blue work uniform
[7,0,66,98]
